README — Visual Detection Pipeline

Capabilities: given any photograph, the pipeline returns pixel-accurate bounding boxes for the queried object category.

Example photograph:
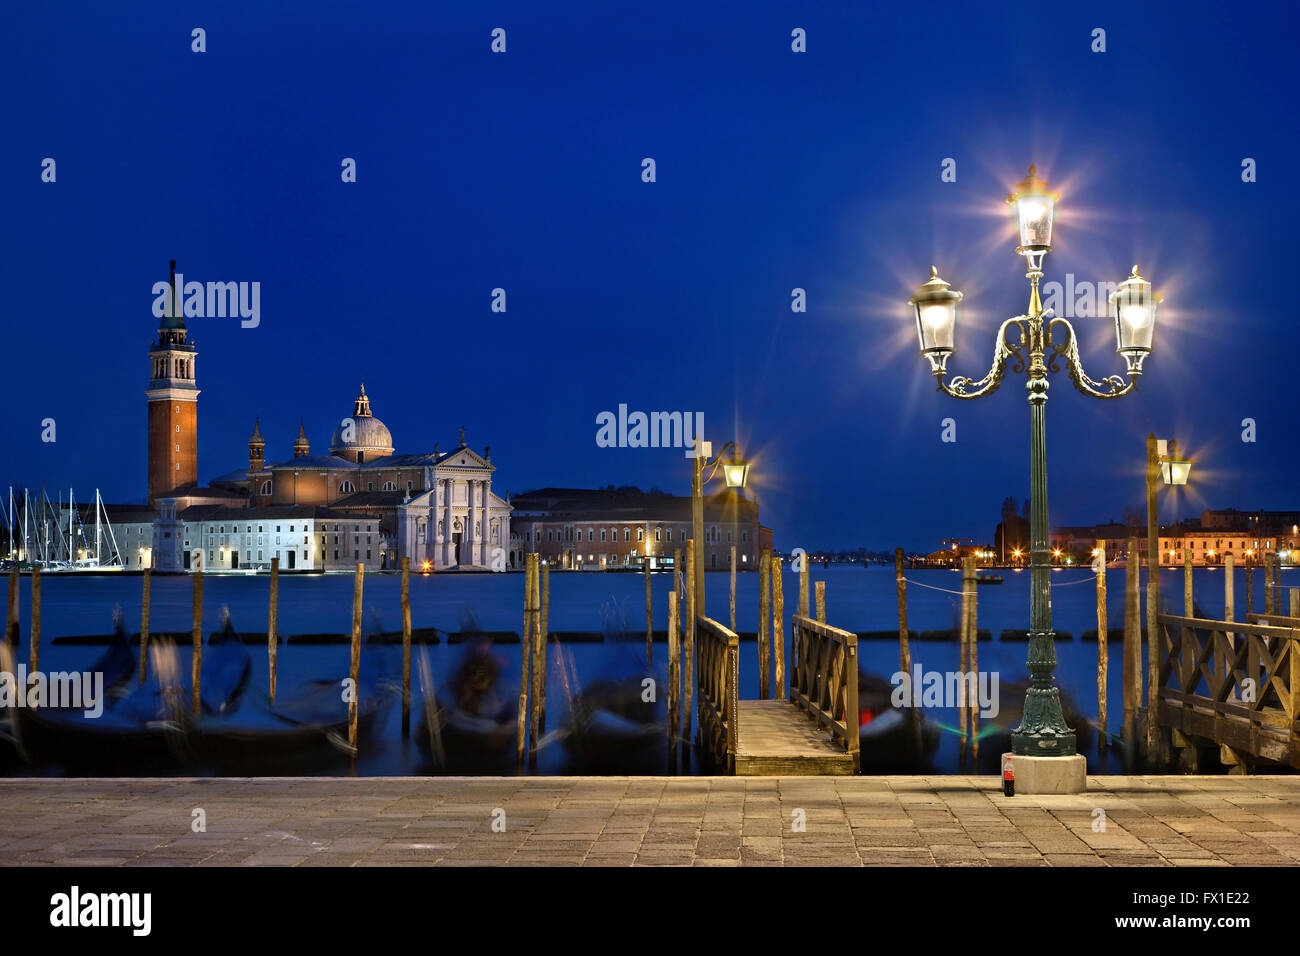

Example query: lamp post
[909,165,1163,764]
[689,439,749,614]
[1145,435,1191,756]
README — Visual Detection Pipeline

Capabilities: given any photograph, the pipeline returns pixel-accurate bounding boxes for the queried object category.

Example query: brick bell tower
[147,260,200,505]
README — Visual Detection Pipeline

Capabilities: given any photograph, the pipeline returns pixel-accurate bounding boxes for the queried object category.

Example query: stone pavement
[2,776,1300,866]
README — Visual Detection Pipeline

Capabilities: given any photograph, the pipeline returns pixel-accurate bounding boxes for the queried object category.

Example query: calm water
[4,564,1291,776]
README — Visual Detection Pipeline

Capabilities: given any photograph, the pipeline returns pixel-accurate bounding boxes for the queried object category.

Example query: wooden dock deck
[734,700,857,775]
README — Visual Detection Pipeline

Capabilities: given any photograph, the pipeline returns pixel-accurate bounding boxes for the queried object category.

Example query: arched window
[259,480,272,496]
[339,480,356,494]
[382,481,396,491]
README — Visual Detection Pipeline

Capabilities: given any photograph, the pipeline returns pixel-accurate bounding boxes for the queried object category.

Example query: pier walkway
[3,775,1299,866]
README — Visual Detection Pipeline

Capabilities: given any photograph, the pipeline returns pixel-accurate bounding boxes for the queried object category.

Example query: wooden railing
[1156,612,1300,767]
[696,615,738,773]
[789,614,860,767]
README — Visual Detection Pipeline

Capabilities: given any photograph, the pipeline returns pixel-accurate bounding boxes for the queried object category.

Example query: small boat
[858,672,941,773]
[8,610,253,773]
[975,571,1004,585]
[563,675,665,774]
[191,621,396,774]
[416,640,519,774]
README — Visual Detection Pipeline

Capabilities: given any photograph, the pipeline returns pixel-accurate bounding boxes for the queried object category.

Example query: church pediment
[436,446,494,472]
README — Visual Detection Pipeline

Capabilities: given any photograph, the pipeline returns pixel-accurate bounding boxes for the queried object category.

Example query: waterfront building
[507,486,770,571]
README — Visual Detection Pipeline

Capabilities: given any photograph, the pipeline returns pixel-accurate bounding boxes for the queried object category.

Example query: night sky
[2,1,1294,552]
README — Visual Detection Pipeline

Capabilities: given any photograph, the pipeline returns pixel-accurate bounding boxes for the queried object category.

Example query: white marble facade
[396,445,511,569]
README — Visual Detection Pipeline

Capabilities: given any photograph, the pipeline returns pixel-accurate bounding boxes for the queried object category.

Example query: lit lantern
[910,266,963,373]
[1159,448,1192,486]
[1110,265,1162,373]
[1006,165,1059,256]
[722,458,750,488]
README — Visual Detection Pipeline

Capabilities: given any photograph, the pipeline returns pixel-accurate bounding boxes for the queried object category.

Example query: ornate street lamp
[909,165,1162,763]
[689,439,749,612]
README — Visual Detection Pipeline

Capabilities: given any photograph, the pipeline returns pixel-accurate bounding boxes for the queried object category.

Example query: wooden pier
[696,613,859,775]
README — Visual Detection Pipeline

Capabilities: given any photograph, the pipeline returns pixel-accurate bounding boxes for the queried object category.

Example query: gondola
[8,612,253,774]
[858,672,941,773]
[415,640,521,773]
[190,627,398,774]
[563,675,665,774]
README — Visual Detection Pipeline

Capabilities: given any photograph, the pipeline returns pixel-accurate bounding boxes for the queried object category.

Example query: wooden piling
[529,558,543,767]
[1265,552,1276,615]
[517,554,535,770]
[644,557,653,669]
[799,560,810,618]
[1246,557,1254,617]
[959,557,974,753]
[1095,545,1107,753]
[729,545,737,633]
[1123,537,1139,745]
[965,560,978,760]
[29,566,40,673]
[772,557,785,698]
[539,559,549,732]
[400,556,411,735]
[667,589,680,753]
[1182,548,1195,688]
[1224,552,1235,694]
[5,566,17,646]
[139,565,150,685]
[758,550,770,699]
[268,556,280,704]
[895,548,911,678]
[684,543,695,744]
[1291,587,1298,618]
[815,580,826,623]
[191,568,203,716]
[349,562,364,754]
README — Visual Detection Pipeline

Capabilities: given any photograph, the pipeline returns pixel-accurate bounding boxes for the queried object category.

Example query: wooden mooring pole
[959,557,974,758]
[1123,537,1139,748]
[815,580,826,623]
[191,567,203,716]
[349,562,364,756]
[6,565,18,646]
[268,556,280,704]
[1095,545,1107,753]
[729,545,737,633]
[29,566,40,673]
[684,542,695,745]
[965,562,978,761]
[1291,586,1299,618]
[799,560,810,618]
[772,556,785,698]
[529,558,543,768]
[139,565,150,685]
[400,556,411,735]
[895,549,911,678]
[1223,552,1235,693]
[539,559,549,733]
[644,556,653,669]
[517,554,535,770]
[758,550,770,699]
[667,589,680,757]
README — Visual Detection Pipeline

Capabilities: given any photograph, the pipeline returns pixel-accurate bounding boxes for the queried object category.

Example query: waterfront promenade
[2,775,1299,866]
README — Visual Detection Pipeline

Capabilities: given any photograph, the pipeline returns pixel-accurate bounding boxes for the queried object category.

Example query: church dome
[329,383,394,461]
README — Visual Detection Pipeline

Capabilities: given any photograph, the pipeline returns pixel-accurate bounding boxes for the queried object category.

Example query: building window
[383,481,396,491]
[339,480,355,494]
[600,529,606,542]
[260,481,271,495]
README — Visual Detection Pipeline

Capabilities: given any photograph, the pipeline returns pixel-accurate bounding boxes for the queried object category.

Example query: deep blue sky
[2,1,1295,552]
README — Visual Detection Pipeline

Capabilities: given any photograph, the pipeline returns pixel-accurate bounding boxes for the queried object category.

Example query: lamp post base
[1010,628,1078,756]
[1001,753,1087,794]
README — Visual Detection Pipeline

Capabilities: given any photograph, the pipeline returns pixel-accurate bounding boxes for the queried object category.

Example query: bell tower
[147,259,200,505]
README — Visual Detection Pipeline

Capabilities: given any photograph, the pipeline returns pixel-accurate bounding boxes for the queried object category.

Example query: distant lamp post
[910,165,1162,766]
[689,438,749,612]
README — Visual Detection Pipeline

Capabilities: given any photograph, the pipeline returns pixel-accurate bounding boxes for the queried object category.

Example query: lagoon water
[5,564,1289,776]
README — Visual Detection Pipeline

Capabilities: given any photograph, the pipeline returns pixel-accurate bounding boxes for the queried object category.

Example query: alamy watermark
[890,664,1000,718]
[152,270,261,328]
[596,405,703,454]
[0,666,105,718]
